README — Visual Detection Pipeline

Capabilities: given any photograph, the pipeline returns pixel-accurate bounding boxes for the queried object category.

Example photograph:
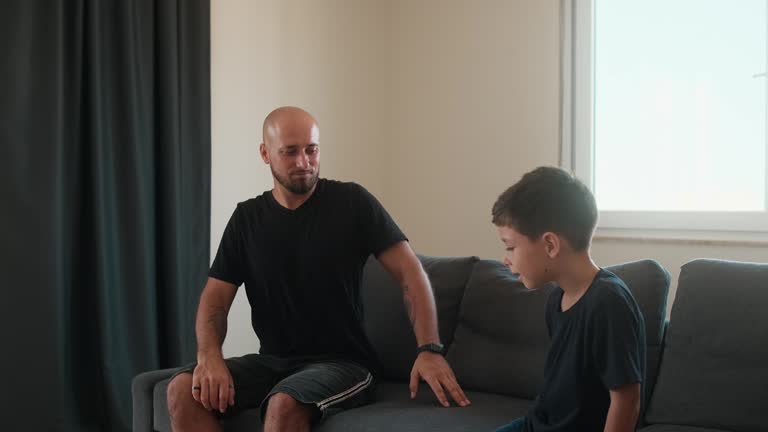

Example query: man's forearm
[376,241,441,346]
[194,278,238,361]
[402,268,440,346]
[196,303,228,360]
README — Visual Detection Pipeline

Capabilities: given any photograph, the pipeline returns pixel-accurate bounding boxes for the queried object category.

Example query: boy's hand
[409,352,471,407]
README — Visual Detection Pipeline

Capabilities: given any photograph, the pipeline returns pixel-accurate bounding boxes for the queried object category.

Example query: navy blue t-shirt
[209,179,407,368]
[526,269,646,432]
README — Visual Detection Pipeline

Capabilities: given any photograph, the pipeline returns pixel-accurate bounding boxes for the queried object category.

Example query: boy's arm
[604,382,641,432]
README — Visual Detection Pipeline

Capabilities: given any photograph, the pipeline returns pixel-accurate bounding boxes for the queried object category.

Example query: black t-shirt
[526,269,646,432]
[209,179,407,368]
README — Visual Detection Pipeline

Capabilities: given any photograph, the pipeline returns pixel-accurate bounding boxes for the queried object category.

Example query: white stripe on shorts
[316,372,373,411]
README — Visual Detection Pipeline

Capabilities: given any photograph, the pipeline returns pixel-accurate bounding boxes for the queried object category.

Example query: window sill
[593,228,768,247]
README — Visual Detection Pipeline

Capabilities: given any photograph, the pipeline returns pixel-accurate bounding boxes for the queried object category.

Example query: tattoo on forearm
[206,307,228,339]
[403,284,416,327]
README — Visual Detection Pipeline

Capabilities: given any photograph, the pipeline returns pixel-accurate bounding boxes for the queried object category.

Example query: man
[166,106,470,432]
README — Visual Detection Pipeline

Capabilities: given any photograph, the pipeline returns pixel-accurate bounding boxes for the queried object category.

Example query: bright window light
[566,0,768,231]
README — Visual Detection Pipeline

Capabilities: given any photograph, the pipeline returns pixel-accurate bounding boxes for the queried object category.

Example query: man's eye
[307,147,318,154]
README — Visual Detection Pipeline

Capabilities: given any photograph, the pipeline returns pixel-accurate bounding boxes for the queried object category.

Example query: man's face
[497,225,551,290]
[264,124,320,195]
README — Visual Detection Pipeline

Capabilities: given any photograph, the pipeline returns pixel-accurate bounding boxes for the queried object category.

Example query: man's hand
[192,355,235,414]
[409,352,471,407]
[192,277,238,413]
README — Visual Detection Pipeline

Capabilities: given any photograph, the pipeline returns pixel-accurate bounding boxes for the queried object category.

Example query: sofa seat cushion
[639,425,734,432]
[447,259,670,402]
[362,255,478,380]
[645,259,768,432]
[153,379,529,432]
[316,381,532,432]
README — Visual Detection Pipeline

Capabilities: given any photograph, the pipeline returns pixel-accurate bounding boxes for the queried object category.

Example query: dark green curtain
[0,1,210,431]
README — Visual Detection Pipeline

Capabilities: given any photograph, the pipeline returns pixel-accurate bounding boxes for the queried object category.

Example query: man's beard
[271,166,320,195]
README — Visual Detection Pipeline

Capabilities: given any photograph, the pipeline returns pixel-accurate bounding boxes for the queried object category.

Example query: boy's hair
[492,166,597,251]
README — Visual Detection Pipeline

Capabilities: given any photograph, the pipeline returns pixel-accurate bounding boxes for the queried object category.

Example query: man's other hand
[409,352,471,407]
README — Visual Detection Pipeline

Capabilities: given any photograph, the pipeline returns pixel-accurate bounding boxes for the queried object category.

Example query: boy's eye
[506,247,515,252]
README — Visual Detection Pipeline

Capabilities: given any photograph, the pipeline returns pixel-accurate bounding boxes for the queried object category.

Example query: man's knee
[266,392,301,415]
[265,392,315,423]
[167,373,195,416]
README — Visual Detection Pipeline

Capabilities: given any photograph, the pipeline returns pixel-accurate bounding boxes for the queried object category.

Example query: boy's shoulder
[545,270,641,323]
[593,269,631,295]
[548,270,632,305]
[586,269,643,322]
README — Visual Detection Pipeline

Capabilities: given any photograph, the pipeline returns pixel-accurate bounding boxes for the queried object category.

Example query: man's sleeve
[591,289,644,390]
[353,183,408,256]
[208,205,245,287]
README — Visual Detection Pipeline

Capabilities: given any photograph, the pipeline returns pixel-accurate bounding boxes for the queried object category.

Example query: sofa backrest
[361,254,479,381]
[446,259,670,406]
[606,259,671,408]
[645,259,768,432]
[445,259,552,399]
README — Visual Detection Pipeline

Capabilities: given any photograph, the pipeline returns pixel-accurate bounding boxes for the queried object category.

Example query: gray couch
[133,256,768,431]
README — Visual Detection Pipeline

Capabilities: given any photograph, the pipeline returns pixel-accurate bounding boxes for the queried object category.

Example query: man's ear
[541,232,561,258]
[259,143,270,164]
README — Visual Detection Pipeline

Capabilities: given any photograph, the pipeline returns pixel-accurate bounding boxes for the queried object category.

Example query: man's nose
[295,152,309,168]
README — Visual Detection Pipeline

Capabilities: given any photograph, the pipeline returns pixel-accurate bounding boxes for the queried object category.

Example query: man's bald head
[259,107,321,197]
[262,106,319,149]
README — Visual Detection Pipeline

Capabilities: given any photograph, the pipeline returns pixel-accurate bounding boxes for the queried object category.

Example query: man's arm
[192,277,238,414]
[604,382,641,432]
[376,241,470,407]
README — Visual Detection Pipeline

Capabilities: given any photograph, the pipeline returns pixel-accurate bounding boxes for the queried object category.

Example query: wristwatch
[416,343,445,356]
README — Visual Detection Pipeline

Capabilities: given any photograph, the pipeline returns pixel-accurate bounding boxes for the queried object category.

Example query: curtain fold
[1,1,210,430]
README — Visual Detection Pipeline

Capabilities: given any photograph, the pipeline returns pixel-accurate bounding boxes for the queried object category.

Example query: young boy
[492,167,645,432]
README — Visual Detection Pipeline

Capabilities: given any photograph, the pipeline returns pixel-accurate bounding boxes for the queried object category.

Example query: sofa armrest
[132,368,178,432]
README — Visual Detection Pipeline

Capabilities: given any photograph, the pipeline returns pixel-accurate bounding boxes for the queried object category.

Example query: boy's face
[497,225,553,290]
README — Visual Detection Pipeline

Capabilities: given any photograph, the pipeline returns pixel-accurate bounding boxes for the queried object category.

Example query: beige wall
[378,0,766,317]
[212,0,767,355]
[382,0,561,259]
[211,0,388,356]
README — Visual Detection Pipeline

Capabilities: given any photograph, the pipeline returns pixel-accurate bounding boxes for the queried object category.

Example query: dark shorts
[171,354,375,423]
[494,417,528,432]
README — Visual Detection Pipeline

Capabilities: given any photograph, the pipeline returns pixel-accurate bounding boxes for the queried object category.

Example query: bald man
[166,107,470,432]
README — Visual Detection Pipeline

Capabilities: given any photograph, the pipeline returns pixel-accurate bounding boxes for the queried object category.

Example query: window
[563,0,768,231]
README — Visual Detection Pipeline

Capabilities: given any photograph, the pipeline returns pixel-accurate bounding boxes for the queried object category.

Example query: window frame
[561,0,768,232]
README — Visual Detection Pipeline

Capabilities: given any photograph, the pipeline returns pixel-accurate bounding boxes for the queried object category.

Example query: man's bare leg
[262,392,316,432]
[167,373,222,432]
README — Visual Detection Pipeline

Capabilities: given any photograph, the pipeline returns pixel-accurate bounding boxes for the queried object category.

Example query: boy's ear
[541,232,560,258]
